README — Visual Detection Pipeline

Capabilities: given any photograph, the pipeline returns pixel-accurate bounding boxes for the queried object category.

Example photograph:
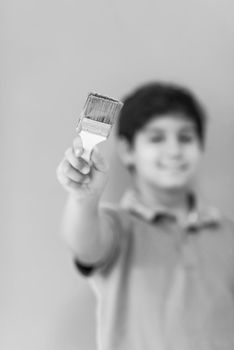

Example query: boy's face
[122,114,203,191]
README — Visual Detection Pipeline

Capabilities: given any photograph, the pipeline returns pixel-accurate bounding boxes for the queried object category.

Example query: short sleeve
[74,259,95,276]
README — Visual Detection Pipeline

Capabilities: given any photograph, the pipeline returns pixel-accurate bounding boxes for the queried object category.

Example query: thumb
[90,147,109,173]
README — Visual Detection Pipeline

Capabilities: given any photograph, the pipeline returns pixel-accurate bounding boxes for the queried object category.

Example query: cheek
[186,147,202,167]
[133,150,157,175]
[138,148,160,166]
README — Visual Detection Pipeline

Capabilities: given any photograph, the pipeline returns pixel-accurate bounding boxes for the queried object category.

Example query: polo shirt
[74,188,234,350]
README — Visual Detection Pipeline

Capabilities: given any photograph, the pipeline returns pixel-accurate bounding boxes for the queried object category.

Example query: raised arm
[56,136,114,265]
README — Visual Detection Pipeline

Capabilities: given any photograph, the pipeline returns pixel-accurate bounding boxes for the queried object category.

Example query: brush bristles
[82,93,123,125]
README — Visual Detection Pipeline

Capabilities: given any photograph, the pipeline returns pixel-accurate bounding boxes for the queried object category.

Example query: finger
[76,122,82,134]
[57,169,87,192]
[62,158,89,183]
[91,147,109,173]
[65,148,90,174]
[64,160,87,183]
[56,162,71,186]
[72,135,84,157]
[57,159,90,187]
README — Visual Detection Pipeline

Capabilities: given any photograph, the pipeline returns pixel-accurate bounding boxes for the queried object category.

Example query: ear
[116,137,135,168]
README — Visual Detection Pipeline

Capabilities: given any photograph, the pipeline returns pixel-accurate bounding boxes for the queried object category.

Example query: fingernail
[82,166,90,174]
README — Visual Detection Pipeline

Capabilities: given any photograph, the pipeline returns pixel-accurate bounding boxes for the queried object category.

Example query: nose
[165,137,182,158]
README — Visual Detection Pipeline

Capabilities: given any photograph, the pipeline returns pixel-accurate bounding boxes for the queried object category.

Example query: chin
[159,180,191,191]
[145,172,192,191]
[151,176,190,190]
[163,184,188,191]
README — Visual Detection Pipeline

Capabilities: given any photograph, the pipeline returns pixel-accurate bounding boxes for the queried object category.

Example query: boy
[57,82,234,350]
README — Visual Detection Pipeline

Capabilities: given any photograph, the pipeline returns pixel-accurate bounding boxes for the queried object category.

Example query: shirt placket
[178,222,199,270]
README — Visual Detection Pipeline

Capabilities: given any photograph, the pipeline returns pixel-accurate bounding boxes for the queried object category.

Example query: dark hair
[116,82,207,146]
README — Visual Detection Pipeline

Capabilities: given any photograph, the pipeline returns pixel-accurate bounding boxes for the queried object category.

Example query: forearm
[61,194,109,264]
[57,134,111,264]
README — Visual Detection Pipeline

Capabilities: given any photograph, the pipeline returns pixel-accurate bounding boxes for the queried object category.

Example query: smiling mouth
[159,163,187,171]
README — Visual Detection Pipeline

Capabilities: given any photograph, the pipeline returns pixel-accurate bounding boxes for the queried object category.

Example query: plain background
[1,0,234,349]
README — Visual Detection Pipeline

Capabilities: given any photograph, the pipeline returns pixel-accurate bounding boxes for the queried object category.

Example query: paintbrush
[76,92,123,162]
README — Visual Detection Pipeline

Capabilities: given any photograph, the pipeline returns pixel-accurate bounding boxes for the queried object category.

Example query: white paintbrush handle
[79,130,106,163]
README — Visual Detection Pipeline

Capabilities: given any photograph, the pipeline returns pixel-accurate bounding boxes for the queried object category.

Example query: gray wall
[1,0,234,349]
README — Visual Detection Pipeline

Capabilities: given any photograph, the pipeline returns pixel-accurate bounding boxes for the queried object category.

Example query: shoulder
[210,204,234,228]
[198,197,234,234]
[220,214,234,233]
[209,210,234,246]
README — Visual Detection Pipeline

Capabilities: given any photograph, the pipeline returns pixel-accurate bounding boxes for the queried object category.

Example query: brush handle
[79,130,106,163]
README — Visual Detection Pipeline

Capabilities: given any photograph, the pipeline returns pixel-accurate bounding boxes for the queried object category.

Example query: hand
[56,135,109,200]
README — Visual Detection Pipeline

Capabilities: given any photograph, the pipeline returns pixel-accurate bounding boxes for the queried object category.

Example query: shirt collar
[120,187,221,230]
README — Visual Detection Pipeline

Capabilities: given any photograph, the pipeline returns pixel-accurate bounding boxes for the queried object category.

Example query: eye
[178,133,196,143]
[148,134,165,143]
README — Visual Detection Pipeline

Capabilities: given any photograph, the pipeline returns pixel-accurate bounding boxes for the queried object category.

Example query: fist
[56,136,109,199]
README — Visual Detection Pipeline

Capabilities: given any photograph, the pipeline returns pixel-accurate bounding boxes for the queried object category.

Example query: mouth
[158,163,188,172]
